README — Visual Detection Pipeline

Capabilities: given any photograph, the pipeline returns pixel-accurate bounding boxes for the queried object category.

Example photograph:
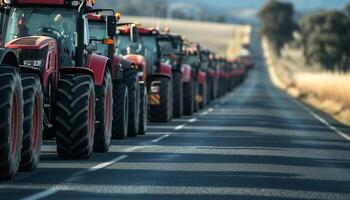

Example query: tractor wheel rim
[105,86,111,128]
[32,93,40,152]
[88,91,94,138]
[10,90,20,159]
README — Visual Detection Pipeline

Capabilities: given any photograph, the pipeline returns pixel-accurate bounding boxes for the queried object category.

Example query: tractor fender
[198,71,206,85]
[207,68,215,78]
[160,63,172,76]
[0,48,20,70]
[86,53,111,86]
[123,54,147,81]
[181,64,191,83]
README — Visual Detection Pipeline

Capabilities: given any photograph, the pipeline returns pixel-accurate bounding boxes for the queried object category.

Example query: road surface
[0,30,349,200]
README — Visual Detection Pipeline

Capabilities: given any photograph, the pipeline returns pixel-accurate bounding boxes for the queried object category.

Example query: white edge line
[294,99,350,141]
[151,134,170,143]
[21,155,128,200]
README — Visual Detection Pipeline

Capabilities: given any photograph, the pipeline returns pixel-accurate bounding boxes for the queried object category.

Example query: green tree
[258,0,296,55]
[298,11,350,72]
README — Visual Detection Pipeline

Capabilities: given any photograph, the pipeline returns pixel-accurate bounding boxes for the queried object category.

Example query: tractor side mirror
[106,15,116,37]
[130,24,139,43]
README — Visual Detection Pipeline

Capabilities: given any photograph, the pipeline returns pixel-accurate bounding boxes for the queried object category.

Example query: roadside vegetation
[259,0,350,125]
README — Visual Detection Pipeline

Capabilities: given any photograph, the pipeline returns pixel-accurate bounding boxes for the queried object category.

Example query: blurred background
[95,0,350,125]
[96,0,349,24]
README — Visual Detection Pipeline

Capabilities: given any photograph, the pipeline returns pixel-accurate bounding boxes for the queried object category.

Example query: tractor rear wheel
[19,74,43,171]
[94,69,113,153]
[125,70,140,137]
[149,76,172,122]
[0,67,23,180]
[112,83,129,139]
[138,84,147,135]
[56,74,95,159]
[183,80,194,116]
[172,72,183,118]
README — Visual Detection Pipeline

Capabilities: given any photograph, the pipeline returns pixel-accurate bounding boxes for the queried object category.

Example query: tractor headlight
[150,85,160,93]
[23,60,43,67]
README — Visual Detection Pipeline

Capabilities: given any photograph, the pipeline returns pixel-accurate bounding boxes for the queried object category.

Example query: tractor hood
[6,36,55,50]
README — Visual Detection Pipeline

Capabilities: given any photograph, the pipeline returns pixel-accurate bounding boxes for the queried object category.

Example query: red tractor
[157,33,192,116]
[88,12,147,137]
[0,0,114,180]
[117,24,173,122]
[183,43,204,113]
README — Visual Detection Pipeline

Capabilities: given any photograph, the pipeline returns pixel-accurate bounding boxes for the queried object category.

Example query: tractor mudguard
[160,63,172,76]
[207,68,215,78]
[86,54,111,86]
[123,54,147,81]
[0,48,20,69]
[198,71,206,86]
[181,64,191,83]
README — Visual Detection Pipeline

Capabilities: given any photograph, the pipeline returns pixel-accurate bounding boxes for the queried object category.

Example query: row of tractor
[0,0,252,181]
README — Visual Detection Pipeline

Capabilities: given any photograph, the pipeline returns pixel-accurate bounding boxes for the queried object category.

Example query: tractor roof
[6,0,95,7]
[118,24,159,35]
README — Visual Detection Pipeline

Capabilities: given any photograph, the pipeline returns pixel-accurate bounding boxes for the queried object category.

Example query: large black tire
[138,84,147,135]
[56,74,95,159]
[206,77,212,105]
[183,80,194,116]
[193,80,199,113]
[93,69,113,153]
[172,72,183,118]
[149,76,172,123]
[19,74,43,171]
[0,67,23,180]
[112,83,129,139]
[125,70,140,137]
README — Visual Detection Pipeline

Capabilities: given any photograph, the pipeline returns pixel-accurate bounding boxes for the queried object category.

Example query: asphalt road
[1,32,350,200]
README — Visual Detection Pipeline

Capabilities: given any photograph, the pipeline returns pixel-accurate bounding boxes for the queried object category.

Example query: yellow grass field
[262,38,350,125]
[120,16,251,58]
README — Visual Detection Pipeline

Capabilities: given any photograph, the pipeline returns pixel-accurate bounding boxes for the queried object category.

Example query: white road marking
[208,108,214,112]
[20,154,129,200]
[188,118,197,123]
[89,155,128,171]
[174,124,186,130]
[294,99,350,141]
[151,134,170,143]
[21,188,57,200]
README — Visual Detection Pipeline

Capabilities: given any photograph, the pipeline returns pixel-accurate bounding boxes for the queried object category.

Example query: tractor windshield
[116,34,159,69]
[89,21,108,56]
[5,7,77,66]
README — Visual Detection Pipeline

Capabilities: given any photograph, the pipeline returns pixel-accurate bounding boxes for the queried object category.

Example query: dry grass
[120,16,251,58]
[262,38,350,125]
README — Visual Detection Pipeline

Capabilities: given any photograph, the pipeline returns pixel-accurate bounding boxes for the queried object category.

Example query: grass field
[262,38,350,125]
[120,16,251,58]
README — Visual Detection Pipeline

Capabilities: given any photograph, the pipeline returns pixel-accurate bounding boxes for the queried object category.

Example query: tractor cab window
[117,34,159,71]
[89,21,108,56]
[4,7,77,66]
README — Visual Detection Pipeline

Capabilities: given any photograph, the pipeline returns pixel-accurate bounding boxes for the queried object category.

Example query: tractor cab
[1,0,114,68]
[157,33,184,72]
[117,24,161,75]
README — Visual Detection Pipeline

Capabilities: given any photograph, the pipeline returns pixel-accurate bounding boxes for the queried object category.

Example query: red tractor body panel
[123,54,147,81]
[181,64,191,83]
[86,53,110,86]
[160,63,172,76]
[5,36,58,91]
[198,71,206,85]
